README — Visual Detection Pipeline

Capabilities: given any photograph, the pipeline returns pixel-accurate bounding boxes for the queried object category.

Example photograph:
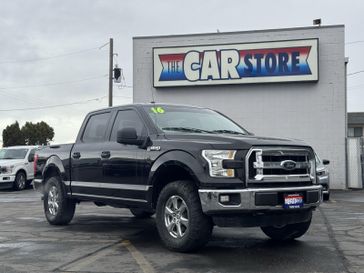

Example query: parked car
[0,145,38,190]
[315,153,330,201]
[33,104,322,252]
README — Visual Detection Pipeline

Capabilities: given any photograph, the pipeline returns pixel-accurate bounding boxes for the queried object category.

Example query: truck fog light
[219,195,230,203]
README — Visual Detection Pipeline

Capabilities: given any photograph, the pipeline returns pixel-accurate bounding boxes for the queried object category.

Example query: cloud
[0,0,363,146]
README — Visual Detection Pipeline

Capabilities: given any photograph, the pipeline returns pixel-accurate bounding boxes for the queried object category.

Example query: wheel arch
[15,168,27,179]
[148,150,204,208]
[42,156,70,194]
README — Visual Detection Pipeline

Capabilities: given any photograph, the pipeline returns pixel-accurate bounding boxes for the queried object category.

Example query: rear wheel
[156,180,213,252]
[130,208,154,218]
[44,176,76,225]
[261,214,312,241]
[13,171,26,191]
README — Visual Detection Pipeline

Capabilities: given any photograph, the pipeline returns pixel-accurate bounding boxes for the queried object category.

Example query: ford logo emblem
[281,160,297,170]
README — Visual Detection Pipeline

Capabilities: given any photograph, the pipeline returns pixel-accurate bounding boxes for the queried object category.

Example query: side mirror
[117,128,144,146]
[322,159,330,165]
[28,154,34,162]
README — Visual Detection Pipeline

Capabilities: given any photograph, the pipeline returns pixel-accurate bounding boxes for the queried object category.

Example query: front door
[101,109,148,203]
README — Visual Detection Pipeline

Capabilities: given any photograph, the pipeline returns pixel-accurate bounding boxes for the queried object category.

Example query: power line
[0,45,106,65]
[0,94,132,112]
[0,75,107,90]
[346,40,364,45]
[0,96,108,112]
[348,70,364,76]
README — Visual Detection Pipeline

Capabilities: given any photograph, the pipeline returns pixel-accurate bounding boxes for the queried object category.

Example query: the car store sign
[153,39,318,87]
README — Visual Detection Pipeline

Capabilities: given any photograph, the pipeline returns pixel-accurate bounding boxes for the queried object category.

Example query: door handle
[101,151,111,159]
[72,152,81,159]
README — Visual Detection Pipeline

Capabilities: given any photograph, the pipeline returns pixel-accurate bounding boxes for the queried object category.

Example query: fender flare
[42,156,70,193]
[148,150,205,186]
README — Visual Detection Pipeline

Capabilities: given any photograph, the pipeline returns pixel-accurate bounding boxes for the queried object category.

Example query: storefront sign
[153,39,318,87]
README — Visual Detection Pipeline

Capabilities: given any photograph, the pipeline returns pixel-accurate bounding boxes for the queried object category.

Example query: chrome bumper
[198,185,322,214]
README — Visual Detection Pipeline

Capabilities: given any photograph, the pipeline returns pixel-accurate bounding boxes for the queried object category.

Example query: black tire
[13,171,27,191]
[130,208,154,219]
[43,176,76,225]
[261,214,312,241]
[323,193,330,201]
[156,180,213,252]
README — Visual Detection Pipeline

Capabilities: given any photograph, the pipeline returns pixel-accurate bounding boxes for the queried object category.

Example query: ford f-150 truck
[33,104,322,252]
[0,145,38,190]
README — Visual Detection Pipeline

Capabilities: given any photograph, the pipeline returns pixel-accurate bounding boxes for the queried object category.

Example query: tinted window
[82,112,111,143]
[28,149,36,162]
[348,127,363,137]
[354,127,363,137]
[110,110,145,141]
[0,149,28,159]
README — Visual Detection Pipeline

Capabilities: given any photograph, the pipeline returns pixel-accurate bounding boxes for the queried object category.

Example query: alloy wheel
[48,186,60,216]
[17,173,26,189]
[164,195,189,238]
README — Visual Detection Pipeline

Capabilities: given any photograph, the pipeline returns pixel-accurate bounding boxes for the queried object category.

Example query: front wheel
[13,172,27,191]
[261,215,312,241]
[156,180,213,252]
[43,176,76,225]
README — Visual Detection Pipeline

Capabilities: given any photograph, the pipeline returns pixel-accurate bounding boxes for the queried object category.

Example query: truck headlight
[202,150,237,177]
[1,166,13,174]
[317,169,328,176]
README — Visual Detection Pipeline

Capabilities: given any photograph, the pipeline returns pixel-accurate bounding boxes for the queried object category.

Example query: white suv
[0,146,38,190]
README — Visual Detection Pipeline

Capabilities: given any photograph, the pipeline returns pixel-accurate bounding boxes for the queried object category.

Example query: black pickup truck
[33,104,322,252]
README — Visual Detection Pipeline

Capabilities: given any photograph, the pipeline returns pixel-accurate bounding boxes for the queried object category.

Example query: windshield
[0,148,28,160]
[144,105,248,135]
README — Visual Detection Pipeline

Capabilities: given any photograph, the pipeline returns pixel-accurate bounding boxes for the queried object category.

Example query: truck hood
[0,159,24,166]
[164,133,310,150]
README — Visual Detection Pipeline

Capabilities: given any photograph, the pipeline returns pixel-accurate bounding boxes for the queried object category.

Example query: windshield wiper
[211,129,246,135]
[162,127,212,134]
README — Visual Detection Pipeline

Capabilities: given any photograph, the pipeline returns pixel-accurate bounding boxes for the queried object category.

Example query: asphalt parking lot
[0,189,363,273]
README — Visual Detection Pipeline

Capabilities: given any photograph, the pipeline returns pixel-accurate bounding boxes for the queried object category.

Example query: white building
[133,25,346,189]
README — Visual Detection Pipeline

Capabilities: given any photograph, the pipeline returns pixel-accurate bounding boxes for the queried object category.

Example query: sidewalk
[320,190,364,273]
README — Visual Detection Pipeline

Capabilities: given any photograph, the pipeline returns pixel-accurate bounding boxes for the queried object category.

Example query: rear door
[70,111,112,197]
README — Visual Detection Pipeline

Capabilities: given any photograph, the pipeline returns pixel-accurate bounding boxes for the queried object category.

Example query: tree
[2,121,25,147]
[21,121,54,145]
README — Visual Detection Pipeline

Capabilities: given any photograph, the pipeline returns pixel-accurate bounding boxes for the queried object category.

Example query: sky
[0,0,363,146]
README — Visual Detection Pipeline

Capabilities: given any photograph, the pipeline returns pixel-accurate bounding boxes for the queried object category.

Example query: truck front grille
[246,147,316,186]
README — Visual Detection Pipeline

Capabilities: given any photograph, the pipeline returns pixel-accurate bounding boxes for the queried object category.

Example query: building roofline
[133,24,345,40]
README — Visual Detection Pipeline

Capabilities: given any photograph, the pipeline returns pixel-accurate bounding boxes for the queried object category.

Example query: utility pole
[108,38,113,107]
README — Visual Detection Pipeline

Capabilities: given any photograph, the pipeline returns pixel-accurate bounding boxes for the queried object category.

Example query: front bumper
[0,174,15,183]
[198,185,322,214]
[0,174,15,189]
[317,175,330,194]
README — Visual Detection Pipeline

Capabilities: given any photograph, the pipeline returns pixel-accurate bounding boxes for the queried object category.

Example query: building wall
[133,25,346,189]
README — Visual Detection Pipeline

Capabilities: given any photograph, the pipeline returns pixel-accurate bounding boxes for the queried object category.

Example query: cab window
[28,149,36,162]
[110,110,146,141]
[82,112,111,143]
